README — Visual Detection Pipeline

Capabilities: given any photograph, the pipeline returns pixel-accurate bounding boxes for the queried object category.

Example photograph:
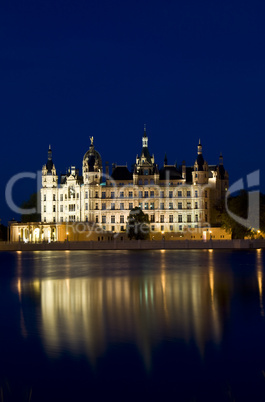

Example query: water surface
[0,249,265,401]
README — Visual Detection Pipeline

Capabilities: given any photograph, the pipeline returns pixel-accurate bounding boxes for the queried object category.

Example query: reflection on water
[1,249,265,401]
[14,250,236,369]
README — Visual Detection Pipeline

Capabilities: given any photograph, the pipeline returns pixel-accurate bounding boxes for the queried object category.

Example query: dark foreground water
[1,250,265,401]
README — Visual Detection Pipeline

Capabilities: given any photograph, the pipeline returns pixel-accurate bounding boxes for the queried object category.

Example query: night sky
[1,0,265,224]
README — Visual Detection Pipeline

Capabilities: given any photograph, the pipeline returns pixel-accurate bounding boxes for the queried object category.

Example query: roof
[159,166,182,180]
[141,147,152,164]
[111,166,133,181]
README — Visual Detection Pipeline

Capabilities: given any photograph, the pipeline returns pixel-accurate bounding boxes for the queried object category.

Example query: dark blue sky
[1,0,265,223]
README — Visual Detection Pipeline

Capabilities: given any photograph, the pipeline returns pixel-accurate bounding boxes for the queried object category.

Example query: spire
[142,125,148,148]
[164,152,168,166]
[197,139,202,155]
[46,145,54,173]
[48,145,52,160]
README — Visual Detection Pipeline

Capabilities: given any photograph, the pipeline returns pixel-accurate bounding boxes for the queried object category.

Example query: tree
[127,207,150,240]
[214,191,252,239]
[21,193,41,223]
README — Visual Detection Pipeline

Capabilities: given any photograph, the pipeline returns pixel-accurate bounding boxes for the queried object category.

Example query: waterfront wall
[0,239,265,251]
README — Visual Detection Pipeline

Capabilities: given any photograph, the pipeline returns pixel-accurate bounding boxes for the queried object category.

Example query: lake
[0,249,265,401]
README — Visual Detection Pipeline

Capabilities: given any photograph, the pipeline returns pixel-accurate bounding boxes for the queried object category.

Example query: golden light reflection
[256,249,264,316]
[18,265,226,370]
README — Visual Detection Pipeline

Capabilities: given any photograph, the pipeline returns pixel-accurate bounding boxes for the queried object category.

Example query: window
[60,217,63,222]
[53,217,56,223]
[151,214,155,223]
[205,190,208,198]
[160,203,164,210]
[44,217,46,222]
[95,203,98,210]
[102,192,106,199]
[44,195,46,201]
[102,216,106,223]
[178,191,182,197]
[144,191,148,198]
[65,194,67,200]
[161,225,164,231]
[187,191,191,197]
[120,203,124,210]
[160,191,164,198]
[160,215,164,223]
[53,194,56,201]
[205,202,208,210]
[95,191,98,198]
[112,226,115,232]
[150,202,154,210]
[120,192,124,198]
[138,179,142,185]
[151,225,155,231]
[179,225,182,231]
[129,203,133,210]
[111,216,115,224]
[169,202,173,209]
[129,191,133,198]
[102,203,106,210]
[187,215,191,223]
[96,216,98,223]
[120,215,124,223]
[111,192,115,199]
[53,205,56,212]
[144,203,148,210]
[150,191,154,198]
[195,214,198,222]
[205,214,208,222]
[150,179,154,185]
[69,204,75,212]
[169,215,173,223]
[178,202,182,209]
[77,193,79,199]
[60,194,63,201]
[195,202,198,209]
[85,203,88,211]
[169,191,173,198]
[111,203,115,210]
[60,205,63,212]
[144,179,148,185]
[187,202,191,210]
[85,191,88,199]
[139,191,143,198]
[139,202,142,209]
[170,225,173,231]
[178,215,182,223]
[195,190,198,198]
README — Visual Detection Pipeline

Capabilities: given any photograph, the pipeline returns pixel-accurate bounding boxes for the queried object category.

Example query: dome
[83,144,102,172]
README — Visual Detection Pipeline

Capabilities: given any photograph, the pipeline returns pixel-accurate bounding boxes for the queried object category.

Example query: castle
[10,128,229,242]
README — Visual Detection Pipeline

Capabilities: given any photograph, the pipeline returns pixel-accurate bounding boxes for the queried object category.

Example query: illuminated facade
[40,128,228,236]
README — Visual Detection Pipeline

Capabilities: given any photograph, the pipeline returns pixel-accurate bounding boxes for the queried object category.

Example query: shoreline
[0,239,264,251]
